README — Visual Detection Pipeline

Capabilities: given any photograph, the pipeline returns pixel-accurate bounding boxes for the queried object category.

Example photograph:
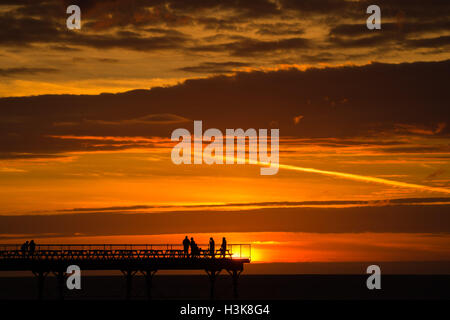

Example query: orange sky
[0,0,449,271]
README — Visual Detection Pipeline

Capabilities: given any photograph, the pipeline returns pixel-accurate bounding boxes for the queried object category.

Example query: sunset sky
[0,0,449,270]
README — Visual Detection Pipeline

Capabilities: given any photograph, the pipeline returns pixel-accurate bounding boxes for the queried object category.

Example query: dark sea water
[0,274,448,300]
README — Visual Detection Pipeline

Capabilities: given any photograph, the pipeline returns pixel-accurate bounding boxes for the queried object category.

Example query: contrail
[198,152,450,194]
[275,162,450,194]
[194,151,450,194]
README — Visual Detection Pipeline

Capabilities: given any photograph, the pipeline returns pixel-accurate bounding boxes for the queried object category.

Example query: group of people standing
[182,236,227,258]
[20,240,36,255]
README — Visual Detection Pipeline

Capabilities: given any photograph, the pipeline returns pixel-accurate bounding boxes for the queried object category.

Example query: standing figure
[190,237,197,257]
[183,236,190,257]
[220,237,227,258]
[21,241,29,256]
[209,237,215,258]
[29,240,36,255]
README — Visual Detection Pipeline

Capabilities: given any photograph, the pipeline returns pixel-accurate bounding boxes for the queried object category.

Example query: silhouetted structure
[221,237,227,257]
[209,238,215,258]
[182,236,190,257]
[21,241,29,256]
[0,243,251,300]
[29,240,36,255]
[190,237,200,258]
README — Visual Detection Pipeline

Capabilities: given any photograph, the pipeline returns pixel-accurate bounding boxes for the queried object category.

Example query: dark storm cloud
[0,14,189,51]
[280,0,351,14]
[178,61,250,73]
[0,59,448,157]
[373,0,450,19]
[62,0,280,21]
[282,0,450,54]
[54,197,450,213]
[380,146,450,154]
[96,58,119,63]
[192,37,311,56]
[167,0,280,18]
[298,52,369,63]
[328,20,450,49]
[49,45,83,51]
[282,0,450,19]
[56,0,448,22]
[330,21,450,38]
[196,17,241,31]
[405,36,450,48]
[65,0,279,32]
[68,33,188,51]
[254,23,305,36]
[0,153,69,160]
[1,0,448,57]
[0,67,59,77]
[329,34,400,48]
[0,204,449,237]
[81,113,190,125]
[144,27,187,37]
[0,14,60,47]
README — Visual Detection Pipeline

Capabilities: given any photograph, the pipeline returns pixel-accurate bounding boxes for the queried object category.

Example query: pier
[0,243,251,300]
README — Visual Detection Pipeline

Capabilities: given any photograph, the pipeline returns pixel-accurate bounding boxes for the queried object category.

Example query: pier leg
[53,271,66,300]
[229,270,242,299]
[206,269,221,299]
[143,270,157,300]
[122,270,136,300]
[32,271,47,300]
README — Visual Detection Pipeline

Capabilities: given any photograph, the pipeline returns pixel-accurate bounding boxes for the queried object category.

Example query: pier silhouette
[0,243,251,300]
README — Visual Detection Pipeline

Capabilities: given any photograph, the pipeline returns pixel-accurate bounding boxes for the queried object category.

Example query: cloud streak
[277,163,450,194]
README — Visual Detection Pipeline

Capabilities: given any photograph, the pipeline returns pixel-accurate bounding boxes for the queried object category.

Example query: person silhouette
[21,241,29,256]
[220,237,227,257]
[183,236,190,257]
[29,240,36,255]
[190,237,197,257]
[209,237,215,258]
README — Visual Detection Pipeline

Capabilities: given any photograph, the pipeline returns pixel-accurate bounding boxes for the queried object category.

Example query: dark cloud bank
[0,204,449,239]
[0,59,449,158]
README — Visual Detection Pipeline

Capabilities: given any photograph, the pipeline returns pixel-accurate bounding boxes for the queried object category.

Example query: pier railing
[0,243,251,260]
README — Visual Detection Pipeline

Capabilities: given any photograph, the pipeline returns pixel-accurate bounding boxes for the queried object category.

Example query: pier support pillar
[53,270,66,300]
[206,269,221,299]
[228,269,242,299]
[121,270,137,300]
[142,270,157,300]
[32,271,48,300]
